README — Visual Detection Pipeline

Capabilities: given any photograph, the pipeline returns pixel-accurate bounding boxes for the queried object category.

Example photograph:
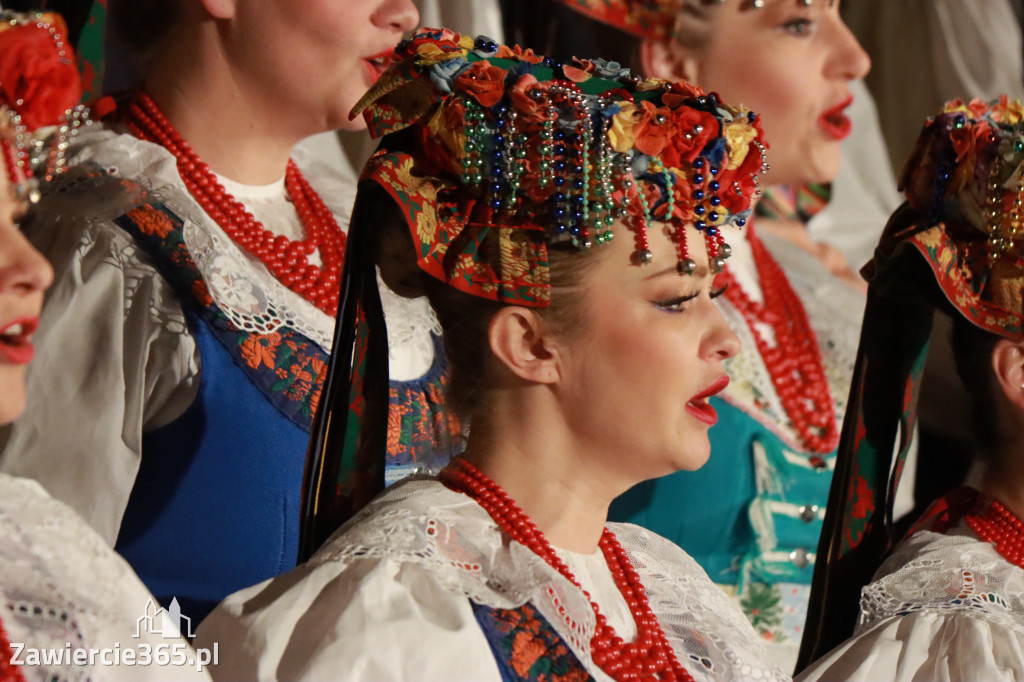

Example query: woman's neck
[144,31,298,185]
[463,397,617,554]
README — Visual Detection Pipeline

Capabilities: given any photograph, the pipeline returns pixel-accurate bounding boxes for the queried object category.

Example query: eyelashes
[655,281,729,312]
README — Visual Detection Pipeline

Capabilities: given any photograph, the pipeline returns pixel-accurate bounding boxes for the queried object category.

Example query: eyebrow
[643,263,710,280]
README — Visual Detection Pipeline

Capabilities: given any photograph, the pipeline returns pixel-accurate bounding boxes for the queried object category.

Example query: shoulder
[198,480,504,680]
[861,528,1024,631]
[798,607,1024,682]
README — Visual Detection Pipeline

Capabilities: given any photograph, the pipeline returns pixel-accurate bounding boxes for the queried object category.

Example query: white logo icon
[134,597,195,639]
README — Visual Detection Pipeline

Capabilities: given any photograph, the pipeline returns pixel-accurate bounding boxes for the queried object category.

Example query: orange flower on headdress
[991,94,1024,125]
[632,101,674,156]
[454,61,508,108]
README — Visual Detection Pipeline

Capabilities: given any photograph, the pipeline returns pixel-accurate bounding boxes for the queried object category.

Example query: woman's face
[0,175,53,423]
[228,0,418,133]
[688,0,870,186]
[552,223,740,487]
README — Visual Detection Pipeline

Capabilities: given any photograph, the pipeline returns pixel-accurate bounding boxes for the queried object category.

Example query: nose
[705,301,740,362]
[826,14,871,82]
[0,224,54,295]
[373,0,419,33]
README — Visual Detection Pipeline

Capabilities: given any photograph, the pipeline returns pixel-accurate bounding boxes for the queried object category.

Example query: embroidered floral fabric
[115,202,328,430]
[472,602,592,682]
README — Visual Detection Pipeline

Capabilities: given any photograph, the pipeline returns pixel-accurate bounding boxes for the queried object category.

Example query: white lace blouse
[196,477,789,682]
[0,125,439,544]
[797,524,1024,681]
[0,473,209,682]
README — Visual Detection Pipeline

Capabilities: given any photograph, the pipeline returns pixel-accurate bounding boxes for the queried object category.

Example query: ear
[488,306,560,385]
[198,0,235,20]
[991,338,1024,413]
[639,37,700,83]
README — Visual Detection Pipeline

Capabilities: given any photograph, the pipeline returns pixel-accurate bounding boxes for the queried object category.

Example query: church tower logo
[134,597,195,639]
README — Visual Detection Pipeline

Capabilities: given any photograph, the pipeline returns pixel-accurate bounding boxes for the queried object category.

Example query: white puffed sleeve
[0,210,199,545]
[796,611,1024,682]
[196,557,502,682]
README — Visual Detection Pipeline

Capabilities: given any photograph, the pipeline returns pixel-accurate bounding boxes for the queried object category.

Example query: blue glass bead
[735,218,747,227]
[552,191,567,203]
[554,176,565,186]
[490,182,503,193]
[555,144,567,155]
[571,194,585,205]
[554,130,565,141]
[554,160,567,171]
[710,181,720,191]
[706,227,718,236]
[694,205,706,216]
[693,158,705,169]
[694,189,705,201]
[489,198,502,210]
[710,196,721,206]
[493,134,505,145]
[693,174,705,185]
[710,167,718,176]
[695,220,707,230]
[573,210,584,220]
[573,178,585,189]
[553,206,566,218]
[555,222,568,233]
[708,211,719,222]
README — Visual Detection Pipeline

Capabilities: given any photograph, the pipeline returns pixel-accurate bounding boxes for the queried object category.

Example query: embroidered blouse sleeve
[196,556,502,682]
[0,210,198,545]
[795,610,1024,682]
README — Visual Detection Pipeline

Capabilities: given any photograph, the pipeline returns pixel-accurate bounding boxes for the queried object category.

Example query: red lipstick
[362,49,396,83]
[686,375,730,426]
[818,96,853,141]
[0,317,38,365]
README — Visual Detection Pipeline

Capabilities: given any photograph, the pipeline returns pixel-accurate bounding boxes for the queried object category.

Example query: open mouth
[685,375,729,426]
[363,50,395,81]
[0,317,38,365]
[818,96,853,141]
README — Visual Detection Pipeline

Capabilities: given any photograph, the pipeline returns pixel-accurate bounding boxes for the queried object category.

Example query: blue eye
[655,291,699,313]
[780,17,815,36]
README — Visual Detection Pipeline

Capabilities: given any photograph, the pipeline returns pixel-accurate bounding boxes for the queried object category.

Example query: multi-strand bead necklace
[126,93,346,316]
[440,458,695,682]
[718,225,839,454]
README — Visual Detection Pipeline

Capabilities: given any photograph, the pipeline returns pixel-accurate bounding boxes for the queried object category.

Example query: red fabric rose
[631,101,674,156]
[660,108,719,168]
[661,80,706,107]
[509,74,554,123]
[0,23,81,130]
[454,61,508,108]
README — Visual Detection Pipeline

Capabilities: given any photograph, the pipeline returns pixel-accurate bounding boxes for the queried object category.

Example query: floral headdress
[298,30,765,561]
[0,10,87,192]
[547,0,681,40]
[352,29,766,307]
[799,96,1024,669]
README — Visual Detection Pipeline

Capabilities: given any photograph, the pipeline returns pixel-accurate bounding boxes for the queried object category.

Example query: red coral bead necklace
[0,618,26,682]
[440,457,695,682]
[126,93,346,316]
[966,495,1024,569]
[717,224,839,454]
